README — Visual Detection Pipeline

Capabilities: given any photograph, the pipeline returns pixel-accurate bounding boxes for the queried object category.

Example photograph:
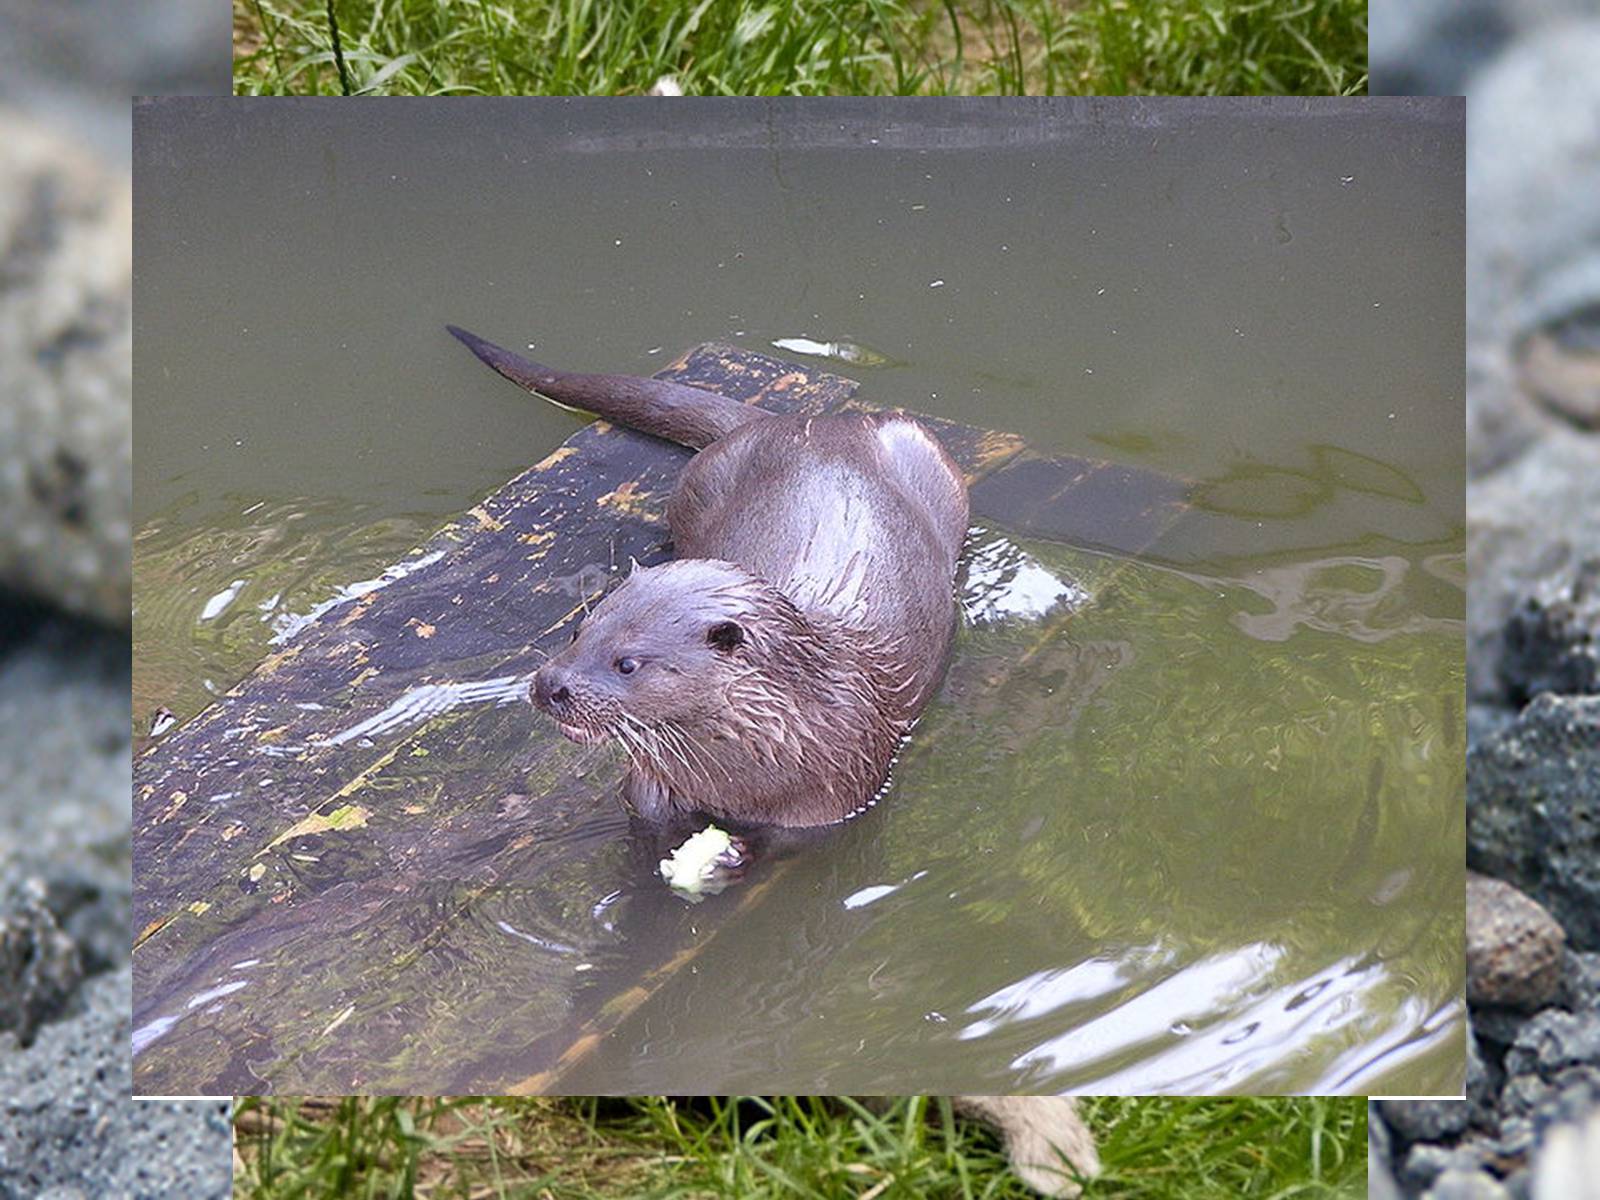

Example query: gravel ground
[1372,2,1600,1197]
[0,617,233,1198]
[0,4,232,1197]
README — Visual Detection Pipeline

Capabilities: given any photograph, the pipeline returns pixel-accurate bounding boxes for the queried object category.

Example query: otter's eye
[615,657,638,676]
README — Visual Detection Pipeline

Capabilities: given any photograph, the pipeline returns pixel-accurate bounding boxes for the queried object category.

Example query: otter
[447,326,968,828]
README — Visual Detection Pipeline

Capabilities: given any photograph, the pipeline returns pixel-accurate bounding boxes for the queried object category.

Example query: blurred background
[1371,0,1598,95]
[0,2,233,1196]
[1371,2,1600,1200]
[0,0,225,159]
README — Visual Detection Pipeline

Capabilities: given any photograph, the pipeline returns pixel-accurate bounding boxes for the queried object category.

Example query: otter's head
[530,558,790,759]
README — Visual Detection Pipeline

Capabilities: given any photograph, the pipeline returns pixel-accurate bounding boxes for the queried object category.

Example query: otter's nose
[532,667,572,711]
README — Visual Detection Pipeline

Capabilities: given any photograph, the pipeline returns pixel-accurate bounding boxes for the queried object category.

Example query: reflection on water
[323,675,528,747]
[1222,554,1463,644]
[270,548,447,645]
[770,335,898,367]
[133,496,435,731]
[132,510,1462,1096]
[962,530,1090,623]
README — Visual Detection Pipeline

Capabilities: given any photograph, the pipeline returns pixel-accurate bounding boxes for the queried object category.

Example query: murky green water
[132,98,1463,1096]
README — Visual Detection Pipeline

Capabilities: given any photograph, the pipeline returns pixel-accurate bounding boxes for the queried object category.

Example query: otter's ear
[706,620,744,653]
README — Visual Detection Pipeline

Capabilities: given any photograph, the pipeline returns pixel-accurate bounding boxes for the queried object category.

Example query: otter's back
[669,411,968,639]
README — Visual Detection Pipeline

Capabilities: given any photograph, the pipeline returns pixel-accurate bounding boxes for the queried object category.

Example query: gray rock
[1516,318,1600,434]
[1467,21,1600,346]
[0,4,246,1196]
[0,622,229,1194]
[1386,5,1600,1197]
[0,84,231,1200]
[1370,0,1599,97]
[0,888,81,1044]
[1464,22,1600,478]
[1534,1107,1600,1200]
[1371,0,1512,96]
[1476,1006,1535,1050]
[1505,1010,1600,1080]
[1468,434,1600,704]
[0,970,232,1197]
[1405,1143,1465,1192]
[1471,1029,1502,1130]
[1373,1102,1394,1159]
[1501,1072,1600,1146]
[0,0,227,163]
[1467,873,1568,1010]
[1373,1151,1403,1200]
[0,624,129,861]
[1494,1116,1538,1160]
[1383,1099,1474,1144]
[1499,559,1600,704]
[1562,951,1600,1012]
[1428,1167,1511,1200]
[1501,1073,1600,1133]
[1500,1072,1556,1123]
[1470,704,1517,750]
[0,110,131,627]
[1372,1104,1403,1200]
[0,628,130,978]
[1468,693,1600,950]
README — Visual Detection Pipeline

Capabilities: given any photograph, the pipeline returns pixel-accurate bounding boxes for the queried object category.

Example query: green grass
[233,0,1366,96]
[234,1095,1367,1199]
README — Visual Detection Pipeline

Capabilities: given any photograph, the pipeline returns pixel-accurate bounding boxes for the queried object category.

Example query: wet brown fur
[449,328,968,827]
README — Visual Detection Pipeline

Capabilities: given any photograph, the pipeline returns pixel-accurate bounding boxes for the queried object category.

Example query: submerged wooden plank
[131,342,1194,1093]
[968,450,1190,554]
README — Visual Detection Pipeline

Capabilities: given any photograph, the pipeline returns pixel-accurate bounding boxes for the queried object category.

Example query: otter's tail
[446,325,766,451]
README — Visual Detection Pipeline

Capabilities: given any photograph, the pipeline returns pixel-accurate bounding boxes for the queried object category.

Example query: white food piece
[658,824,734,893]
